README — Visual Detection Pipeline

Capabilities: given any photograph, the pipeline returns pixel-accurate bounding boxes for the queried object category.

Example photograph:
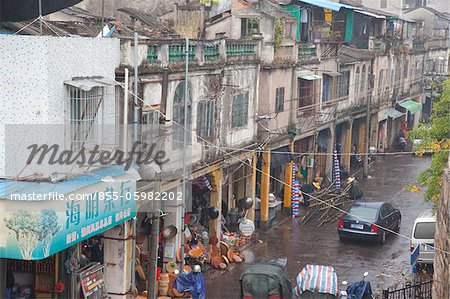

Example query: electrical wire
[114,79,450,257]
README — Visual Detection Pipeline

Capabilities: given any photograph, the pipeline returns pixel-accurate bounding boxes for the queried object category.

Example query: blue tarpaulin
[175,272,206,299]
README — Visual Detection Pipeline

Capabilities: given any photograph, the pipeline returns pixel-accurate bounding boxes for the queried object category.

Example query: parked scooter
[340,272,373,299]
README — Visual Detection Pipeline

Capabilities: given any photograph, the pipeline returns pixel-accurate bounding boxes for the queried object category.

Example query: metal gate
[382,280,433,299]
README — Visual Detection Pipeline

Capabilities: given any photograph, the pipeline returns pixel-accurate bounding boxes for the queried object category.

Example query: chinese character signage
[0,179,136,260]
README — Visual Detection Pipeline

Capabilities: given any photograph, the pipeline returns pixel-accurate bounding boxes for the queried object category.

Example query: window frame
[232,91,250,129]
[275,87,285,113]
[172,81,192,150]
[241,18,260,38]
[196,99,215,140]
[298,78,315,116]
[339,70,350,99]
[67,85,104,150]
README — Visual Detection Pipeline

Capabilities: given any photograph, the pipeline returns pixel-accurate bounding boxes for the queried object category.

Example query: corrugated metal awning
[355,10,386,19]
[300,74,322,80]
[399,100,422,114]
[298,0,356,11]
[64,77,117,91]
[387,107,404,119]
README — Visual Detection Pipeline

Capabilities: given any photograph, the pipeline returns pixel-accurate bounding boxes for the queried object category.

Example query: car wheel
[380,231,386,244]
[395,219,401,232]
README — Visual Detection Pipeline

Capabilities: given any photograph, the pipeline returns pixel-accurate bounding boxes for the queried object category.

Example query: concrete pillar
[209,168,223,242]
[370,113,379,149]
[104,222,133,299]
[246,154,257,222]
[260,151,271,222]
[343,120,352,169]
[283,143,294,208]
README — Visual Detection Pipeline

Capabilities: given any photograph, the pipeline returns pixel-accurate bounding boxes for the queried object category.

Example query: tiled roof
[338,45,374,63]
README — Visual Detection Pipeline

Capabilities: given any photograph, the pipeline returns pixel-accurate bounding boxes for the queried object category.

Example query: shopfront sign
[0,178,137,260]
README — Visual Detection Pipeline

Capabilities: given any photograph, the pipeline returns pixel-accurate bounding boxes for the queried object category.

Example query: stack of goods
[158,273,170,296]
[209,236,244,270]
[291,166,301,217]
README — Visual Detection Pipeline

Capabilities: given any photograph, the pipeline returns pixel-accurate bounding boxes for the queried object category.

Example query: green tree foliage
[274,19,284,51]
[410,79,450,205]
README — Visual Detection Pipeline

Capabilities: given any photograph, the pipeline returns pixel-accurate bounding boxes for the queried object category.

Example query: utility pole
[38,0,43,35]
[134,32,139,141]
[147,195,161,299]
[363,61,375,178]
[180,37,189,270]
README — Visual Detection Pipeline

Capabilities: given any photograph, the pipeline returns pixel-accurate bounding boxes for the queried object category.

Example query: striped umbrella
[333,148,341,189]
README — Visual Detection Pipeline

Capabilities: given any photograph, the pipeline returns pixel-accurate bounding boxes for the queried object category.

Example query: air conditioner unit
[403,4,410,9]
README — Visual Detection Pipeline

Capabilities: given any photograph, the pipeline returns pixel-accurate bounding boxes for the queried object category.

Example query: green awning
[300,74,322,80]
[399,100,422,114]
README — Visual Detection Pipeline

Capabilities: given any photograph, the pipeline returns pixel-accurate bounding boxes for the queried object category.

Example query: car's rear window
[414,222,436,239]
[347,206,378,220]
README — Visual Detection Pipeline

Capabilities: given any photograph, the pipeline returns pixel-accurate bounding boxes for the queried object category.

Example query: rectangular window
[339,71,350,98]
[380,0,387,8]
[322,75,332,103]
[197,100,215,139]
[404,62,409,79]
[275,87,285,112]
[142,110,160,142]
[298,78,314,116]
[241,18,259,38]
[378,70,384,97]
[68,86,104,150]
[232,92,249,128]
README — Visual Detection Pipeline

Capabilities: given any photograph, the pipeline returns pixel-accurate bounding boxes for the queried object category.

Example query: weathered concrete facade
[433,160,450,299]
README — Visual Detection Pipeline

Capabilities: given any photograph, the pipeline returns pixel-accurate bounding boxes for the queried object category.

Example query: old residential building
[1,0,449,297]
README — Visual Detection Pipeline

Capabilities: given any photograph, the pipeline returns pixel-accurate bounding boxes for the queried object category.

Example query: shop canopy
[0,166,140,260]
[387,107,405,119]
[399,100,422,114]
[299,74,322,81]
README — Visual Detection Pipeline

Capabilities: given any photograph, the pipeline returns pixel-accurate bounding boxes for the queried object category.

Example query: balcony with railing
[225,40,258,62]
[138,38,260,69]
[298,44,317,61]
[273,45,296,63]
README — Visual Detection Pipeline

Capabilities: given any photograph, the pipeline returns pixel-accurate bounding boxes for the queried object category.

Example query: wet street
[205,154,432,298]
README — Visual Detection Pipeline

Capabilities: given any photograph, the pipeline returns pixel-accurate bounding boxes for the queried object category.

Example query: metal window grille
[204,44,220,61]
[226,43,256,56]
[232,92,249,128]
[147,45,158,62]
[169,44,196,62]
[68,86,104,150]
[275,87,285,112]
[196,99,215,139]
